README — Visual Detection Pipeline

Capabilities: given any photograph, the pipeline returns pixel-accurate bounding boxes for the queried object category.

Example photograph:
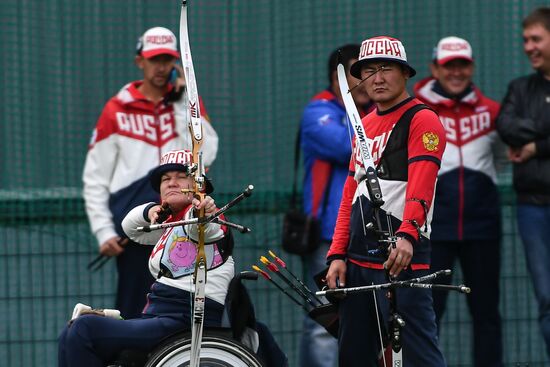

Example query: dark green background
[1,1,548,365]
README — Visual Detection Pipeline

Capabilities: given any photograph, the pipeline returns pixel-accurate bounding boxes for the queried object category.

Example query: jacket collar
[116,81,174,106]
[414,77,480,108]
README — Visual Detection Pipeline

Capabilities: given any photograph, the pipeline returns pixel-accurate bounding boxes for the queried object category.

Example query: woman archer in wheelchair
[58,149,287,367]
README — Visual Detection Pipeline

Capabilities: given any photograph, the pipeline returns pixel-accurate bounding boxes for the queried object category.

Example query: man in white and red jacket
[82,27,218,319]
[414,36,503,367]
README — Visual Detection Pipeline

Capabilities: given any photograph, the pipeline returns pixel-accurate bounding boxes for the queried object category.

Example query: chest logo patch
[422,132,439,152]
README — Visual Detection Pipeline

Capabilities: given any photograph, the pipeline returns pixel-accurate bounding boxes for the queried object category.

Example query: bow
[179,2,207,366]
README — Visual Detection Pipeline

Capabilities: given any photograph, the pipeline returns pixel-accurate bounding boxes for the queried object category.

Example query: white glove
[71,303,92,320]
[70,302,122,321]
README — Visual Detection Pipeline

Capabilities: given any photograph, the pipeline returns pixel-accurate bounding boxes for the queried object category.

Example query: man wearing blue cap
[326,36,447,367]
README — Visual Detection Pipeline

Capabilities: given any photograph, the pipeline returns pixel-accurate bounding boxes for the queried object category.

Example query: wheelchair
[141,329,263,366]
[107,271,284,367]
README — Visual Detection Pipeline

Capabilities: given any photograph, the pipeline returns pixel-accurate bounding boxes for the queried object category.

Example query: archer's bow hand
[326,259,347,289]
[384,236,413,277]
[192,195,217,217]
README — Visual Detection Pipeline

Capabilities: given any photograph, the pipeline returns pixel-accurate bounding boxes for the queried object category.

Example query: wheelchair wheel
[144,332,264,367]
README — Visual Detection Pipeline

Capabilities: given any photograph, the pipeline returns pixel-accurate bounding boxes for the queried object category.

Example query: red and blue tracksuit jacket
[414,77,501,241]
[327,97,446,269]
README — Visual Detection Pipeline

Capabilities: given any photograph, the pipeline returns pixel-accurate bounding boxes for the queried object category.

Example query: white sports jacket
[83,81,218,246]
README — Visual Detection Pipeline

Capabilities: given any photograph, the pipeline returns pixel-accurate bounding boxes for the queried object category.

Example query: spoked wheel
[144,332,264,367]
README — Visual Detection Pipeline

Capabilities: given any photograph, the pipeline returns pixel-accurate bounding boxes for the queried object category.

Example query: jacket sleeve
[82,104,119,247]
[201,116,219,167]
[301,101,353,165]
[396,109,446,242]
[536,136,550,157]
[122,203,163,245]
[326,173,357,262]
[487,100,509,173]
[397,160,440,241]
[496,79,540,147]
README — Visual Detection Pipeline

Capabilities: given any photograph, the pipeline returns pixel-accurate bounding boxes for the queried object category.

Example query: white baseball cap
[137,27,179,59]
[149,149,214,194]
[150,150,193,192]
[350,36,416,78]
[434,36,473,65]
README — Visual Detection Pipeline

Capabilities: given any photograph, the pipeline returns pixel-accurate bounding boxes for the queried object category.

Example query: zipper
[154,102,162,161]
[455,105,464,240]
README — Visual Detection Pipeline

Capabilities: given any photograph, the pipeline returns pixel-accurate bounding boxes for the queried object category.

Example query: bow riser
[180,2,207,367]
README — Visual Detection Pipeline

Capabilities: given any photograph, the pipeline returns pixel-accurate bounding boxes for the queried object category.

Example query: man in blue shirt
[299,43,371,367]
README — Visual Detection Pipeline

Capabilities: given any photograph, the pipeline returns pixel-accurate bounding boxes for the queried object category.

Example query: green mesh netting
[1,1,548,365]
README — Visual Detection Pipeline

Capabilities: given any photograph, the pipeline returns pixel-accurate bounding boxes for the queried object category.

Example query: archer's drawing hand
[148,202,172,224]
[326,259,347,289]
[148,205,163,224]
[384,236,413,277]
